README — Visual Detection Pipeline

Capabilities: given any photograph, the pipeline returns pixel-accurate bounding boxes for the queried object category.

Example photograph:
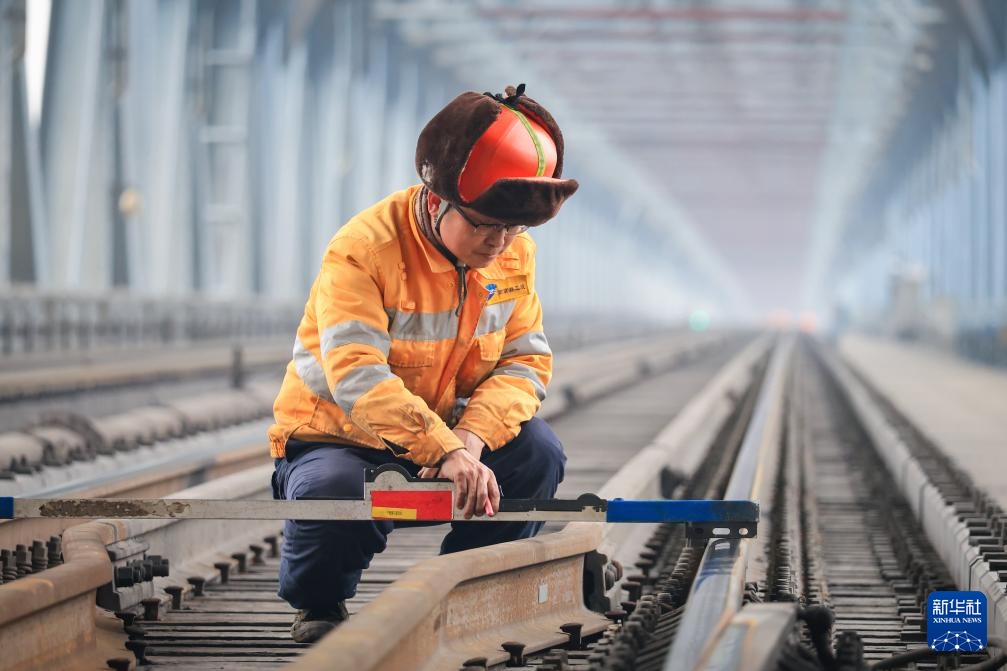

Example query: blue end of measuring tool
[0,497,13,520]
[605,499,759,524]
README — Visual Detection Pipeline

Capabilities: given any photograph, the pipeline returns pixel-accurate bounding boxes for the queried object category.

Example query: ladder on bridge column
[193,0,256,296]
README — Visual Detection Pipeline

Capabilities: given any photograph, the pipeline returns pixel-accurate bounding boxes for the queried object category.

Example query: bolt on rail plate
[1,464,758,538]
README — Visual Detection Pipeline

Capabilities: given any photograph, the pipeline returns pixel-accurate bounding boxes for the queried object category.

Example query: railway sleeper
[710,343,1002,671]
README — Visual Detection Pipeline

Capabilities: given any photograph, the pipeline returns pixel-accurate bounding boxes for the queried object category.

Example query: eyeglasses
[451,206,529,237]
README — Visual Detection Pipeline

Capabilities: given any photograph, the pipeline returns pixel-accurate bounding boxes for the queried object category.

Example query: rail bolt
[47,536,63,566]
[187,576,206,596]
[626,572,653,587]
[164,585,184,610]
[106,658,132,671]
[605,609,627,624]
[129,562,143,585]
[31,540,48,571]
[543,650,568,665]
[124,640,148,664]
[114,611,137,626]
[231,552,248,573]
[151,556,170,577]
[263,535,279,558]
[140,598,160,621]
[114,566,135,587]
[123,625,146,640]
[560,622,583,649]
[501,641,526,667]
[249,544,265,565]
[603,560,623,589]
[214,562,231,583]
[461,657,487,669]
[624,621,647,645]
[634,558,655,577]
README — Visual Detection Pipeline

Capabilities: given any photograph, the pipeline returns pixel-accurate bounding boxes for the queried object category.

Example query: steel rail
[663,338,793,671]
[0,422,275,558]
[689,338,1007,670]
[595,335,772,574]
[291,336,773,671]
[0,438,269,554]
[0,330,725,402]
[0,333,749,671]
[0,340,293,401]
[820,345,1007,648]
[0,465,279,671]
[1,331,729,490]
[2,332,732,501]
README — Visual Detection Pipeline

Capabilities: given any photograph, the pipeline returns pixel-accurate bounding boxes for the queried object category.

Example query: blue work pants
[271,417,566,611]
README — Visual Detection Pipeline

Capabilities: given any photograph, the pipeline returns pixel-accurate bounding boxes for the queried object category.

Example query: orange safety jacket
[267,185,553,467]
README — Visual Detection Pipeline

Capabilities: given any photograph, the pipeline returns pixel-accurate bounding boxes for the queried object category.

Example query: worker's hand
[417,428,486,478]
[452,427,486,461]
[435,440,500,519]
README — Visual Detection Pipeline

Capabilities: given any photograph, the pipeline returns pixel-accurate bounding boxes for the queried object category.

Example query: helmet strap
[418,190,458,266]
[433,199,451,240]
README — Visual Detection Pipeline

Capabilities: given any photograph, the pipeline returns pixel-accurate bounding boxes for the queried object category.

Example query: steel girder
[0,0,17,284]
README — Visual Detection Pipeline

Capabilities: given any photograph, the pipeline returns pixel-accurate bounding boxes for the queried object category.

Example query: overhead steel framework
[832,0,1007,363]
[374,0,947,315]
[2,0,748,321]
[4,0,1002,336]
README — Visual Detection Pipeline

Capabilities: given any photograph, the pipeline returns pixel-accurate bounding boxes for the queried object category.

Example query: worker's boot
[290,603,349,643]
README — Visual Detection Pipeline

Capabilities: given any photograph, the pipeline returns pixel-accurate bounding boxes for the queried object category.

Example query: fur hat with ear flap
[415,83,579,227]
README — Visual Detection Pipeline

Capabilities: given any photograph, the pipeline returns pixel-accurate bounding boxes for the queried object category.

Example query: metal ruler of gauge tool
[1,465,759,540]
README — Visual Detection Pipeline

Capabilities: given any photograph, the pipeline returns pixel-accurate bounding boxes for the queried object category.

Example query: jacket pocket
[477,331,505,363]
[388,340,437,398]
[388,340,436,367]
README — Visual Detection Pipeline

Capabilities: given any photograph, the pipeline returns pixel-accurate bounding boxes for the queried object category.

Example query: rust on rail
[37,499,191,518]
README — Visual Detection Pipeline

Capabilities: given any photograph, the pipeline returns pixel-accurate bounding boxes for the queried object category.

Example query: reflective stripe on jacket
[267,185,553,467]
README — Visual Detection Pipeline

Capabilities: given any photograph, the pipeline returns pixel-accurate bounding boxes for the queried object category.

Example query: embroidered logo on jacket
[485,275,529,305]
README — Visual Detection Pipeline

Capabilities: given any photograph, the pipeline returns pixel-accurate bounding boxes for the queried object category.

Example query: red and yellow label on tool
[370,490,453,521]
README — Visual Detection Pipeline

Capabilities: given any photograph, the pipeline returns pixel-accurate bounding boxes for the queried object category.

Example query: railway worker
[267,84,579,643]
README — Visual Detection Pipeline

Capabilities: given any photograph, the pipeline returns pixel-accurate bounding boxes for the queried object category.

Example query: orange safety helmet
[416,84,578,227]
[457,104,559,203]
